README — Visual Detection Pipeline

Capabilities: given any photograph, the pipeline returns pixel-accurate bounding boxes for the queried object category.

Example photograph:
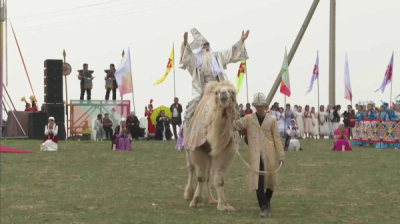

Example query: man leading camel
[180,28,249,124]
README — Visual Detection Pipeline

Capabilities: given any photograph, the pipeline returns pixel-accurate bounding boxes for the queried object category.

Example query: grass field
[1,139,400,224]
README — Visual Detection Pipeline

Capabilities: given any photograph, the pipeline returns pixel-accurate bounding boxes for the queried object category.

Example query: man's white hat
[189,28,209,50]
[130,111,135,115]
[48,116,55,121]
[120,118,126,122]
[252,93,268,107]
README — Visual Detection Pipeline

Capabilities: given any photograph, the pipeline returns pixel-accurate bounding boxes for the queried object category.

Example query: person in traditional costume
[318,105,330,138]
[366,103,376,120]
[126,111,140,141]
[111,118,132,151]
[303,105,312,139]
[21,97,31,112]
[94,114,104,141]
[353,104,365,146]
[155,110,172,141]
[391,101,400,149]
[105,64,118,100]
[78,63,94,100]
[179,28,249,124]
[277,107,285,138]
[30,95,39,112]
[145,100,156,138]
[310,107,319,139]
[40,117,58,151]
[238,104,245,138]
[332,121,352,151]
[326,105,334,138]
[243,103,253,144]
[331,105,341,135]
[376,105,390,149]
[284,104,294,135]
[294,106,304,139]
[103,113,113,140]
[383,102,391,119]
[284,119,302,151]
[175,121,185,151]
[232,93,285,218]
[349,109,356,140]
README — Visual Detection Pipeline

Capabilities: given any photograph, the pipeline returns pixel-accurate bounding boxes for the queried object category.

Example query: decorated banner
[353,120,400,143]
[154,46,174,86]
[280,48,291,97]
[70,100,130,136]
[236,60,246,93]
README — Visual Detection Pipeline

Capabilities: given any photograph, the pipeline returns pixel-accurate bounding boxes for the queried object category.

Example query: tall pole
[173,42,176,98]
[121,50,124,101]
[329,0,336,106]
[266,0,320,105]
[127,48,136,112]
[4,0,7,86]
[63,50,69,138]
[390,52,394,105]
[0,3,4,137]
[317,72,320,138]
[245,60,249,103]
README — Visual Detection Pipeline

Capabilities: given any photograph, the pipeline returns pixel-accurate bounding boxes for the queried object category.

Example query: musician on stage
[105,64,118,100]
[78,63,94,100]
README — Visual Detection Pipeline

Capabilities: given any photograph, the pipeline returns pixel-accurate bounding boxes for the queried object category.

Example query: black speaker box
[44,75,63,86]
[44,85,63,95]
[55,122,65,140]
[28,112,48,140]
[43,104,65,122]
[44,59,63,70]
[44,94,63,104]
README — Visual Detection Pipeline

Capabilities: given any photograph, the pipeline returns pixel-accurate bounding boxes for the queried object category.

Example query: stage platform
[70,100,130,137]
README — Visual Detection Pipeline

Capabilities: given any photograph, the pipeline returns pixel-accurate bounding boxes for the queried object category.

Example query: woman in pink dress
[332,122,352,151]
[145,100,155,137]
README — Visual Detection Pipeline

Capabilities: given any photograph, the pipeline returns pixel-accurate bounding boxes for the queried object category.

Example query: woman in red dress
[244,103,253,144]
[145,99,156,137]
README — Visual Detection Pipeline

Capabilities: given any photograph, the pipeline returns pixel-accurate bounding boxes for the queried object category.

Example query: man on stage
[78,63,94,100]
[180,28,249,124]
[105,64,118,100]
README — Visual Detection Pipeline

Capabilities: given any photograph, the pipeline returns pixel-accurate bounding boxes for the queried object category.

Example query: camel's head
[214,81,237,109]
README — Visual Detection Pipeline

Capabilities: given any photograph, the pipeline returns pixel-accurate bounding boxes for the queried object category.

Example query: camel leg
[205,169,218,204]
[212,145,236,212]
[189,149,211,208]
[184,150,195,200]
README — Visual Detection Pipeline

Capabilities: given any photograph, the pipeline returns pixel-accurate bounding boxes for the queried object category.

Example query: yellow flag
[154,46,174,86]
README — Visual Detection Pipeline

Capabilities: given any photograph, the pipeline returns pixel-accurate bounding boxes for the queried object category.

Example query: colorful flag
[236,60,246,93]
[375,52,394,93]
[154,46,174,86]
[280,48,291,97]
[306,51,319,95]
[344,53,353,101]
[115,47,133,96]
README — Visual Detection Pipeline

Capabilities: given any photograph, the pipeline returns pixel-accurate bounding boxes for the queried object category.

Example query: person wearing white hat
[180,28,250,124]
[232,92,285,218]
[111,118,132,151]
[41,117,58,151]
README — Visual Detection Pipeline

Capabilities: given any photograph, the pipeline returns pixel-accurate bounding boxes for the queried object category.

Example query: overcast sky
[2,0,399,119]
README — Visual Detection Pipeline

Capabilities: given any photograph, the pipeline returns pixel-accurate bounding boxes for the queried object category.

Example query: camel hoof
[184,186,194,200]
[217,204,235,212]
[207,197,218,204]
[189,198,204,208]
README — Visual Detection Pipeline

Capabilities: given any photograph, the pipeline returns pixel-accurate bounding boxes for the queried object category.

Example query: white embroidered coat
[233,113,285,192]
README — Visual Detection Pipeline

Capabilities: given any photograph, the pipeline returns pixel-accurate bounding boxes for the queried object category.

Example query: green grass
[1,139,400,224]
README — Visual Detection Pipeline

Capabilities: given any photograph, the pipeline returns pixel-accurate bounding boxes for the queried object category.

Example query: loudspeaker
[55,122,65,140]
[44,59,63,104]
[43,104,65,122]
[28,112,48,140]
[44,59,63,70]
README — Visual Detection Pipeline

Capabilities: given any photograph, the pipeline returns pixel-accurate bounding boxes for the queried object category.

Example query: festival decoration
[306,51,318,95]
[236,60,246,93]
[279,48,291,97]
[353,120,400,143]
[154,46,174,86]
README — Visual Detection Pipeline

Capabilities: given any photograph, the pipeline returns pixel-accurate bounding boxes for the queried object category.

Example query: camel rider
[179,28,250,125]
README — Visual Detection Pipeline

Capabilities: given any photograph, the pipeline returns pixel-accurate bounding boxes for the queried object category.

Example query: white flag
[306,51,319,95]
[344,53,352,102]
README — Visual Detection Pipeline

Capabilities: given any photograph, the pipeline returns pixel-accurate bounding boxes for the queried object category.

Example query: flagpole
[390,52,394,105]
[121,50,124,101]
[317,71,320,138]
[245,60,249,103]
[173,42,176,98]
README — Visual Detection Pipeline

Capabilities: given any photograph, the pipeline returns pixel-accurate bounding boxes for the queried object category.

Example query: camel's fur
[184,81,239,211]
